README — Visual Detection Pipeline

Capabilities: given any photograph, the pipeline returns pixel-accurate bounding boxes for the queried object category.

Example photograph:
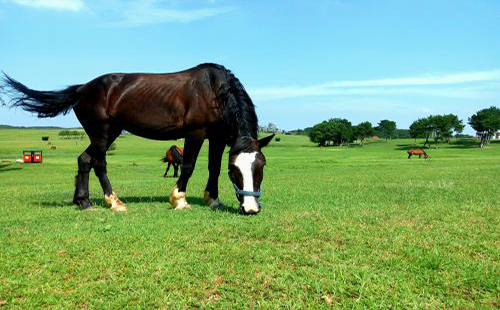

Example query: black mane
[203,63,258,151]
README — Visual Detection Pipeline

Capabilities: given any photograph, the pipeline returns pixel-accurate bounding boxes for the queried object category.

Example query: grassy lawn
[0,129,498,309]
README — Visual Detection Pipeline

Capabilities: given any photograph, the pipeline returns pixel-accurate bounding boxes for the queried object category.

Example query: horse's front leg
[173,163,179,178]
[169,136,204,210]
[204,138,226,208]
[163,162,171,177]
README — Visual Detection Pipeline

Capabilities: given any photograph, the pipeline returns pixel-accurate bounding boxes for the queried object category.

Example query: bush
[58,130,86,140]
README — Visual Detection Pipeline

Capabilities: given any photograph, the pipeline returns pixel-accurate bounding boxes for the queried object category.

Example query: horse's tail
[171,146,183,164]
[2,74,83,118]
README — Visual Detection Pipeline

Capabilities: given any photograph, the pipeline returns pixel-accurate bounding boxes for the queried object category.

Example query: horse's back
[408,149,424,155]
[166,145,184,163]
[74,66,226,140]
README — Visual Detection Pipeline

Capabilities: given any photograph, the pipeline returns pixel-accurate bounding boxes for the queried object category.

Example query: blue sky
[1,0,499,134]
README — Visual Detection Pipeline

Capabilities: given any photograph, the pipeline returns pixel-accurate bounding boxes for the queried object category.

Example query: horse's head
[228,134,274,215]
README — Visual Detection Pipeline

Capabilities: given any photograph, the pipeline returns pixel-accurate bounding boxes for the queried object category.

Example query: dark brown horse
[4,63,274,214]
[162,145,184,178]
[407,149,429,159]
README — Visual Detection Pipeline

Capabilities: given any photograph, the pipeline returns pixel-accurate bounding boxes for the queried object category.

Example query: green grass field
[0,129,498,309]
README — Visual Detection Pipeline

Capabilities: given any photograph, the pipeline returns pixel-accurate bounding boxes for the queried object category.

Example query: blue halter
[228,171,262,197]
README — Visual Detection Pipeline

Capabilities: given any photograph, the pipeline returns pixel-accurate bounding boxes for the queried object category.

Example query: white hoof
[104,192,128,212]
[204,190,224,208]
[170,186,192,210]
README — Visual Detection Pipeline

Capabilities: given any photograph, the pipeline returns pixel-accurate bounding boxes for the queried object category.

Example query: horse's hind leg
[204,138,225,208]
[164,162,171,178]
[73,148,93,210]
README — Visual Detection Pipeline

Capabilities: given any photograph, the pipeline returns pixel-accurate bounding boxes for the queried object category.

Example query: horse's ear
[258,134,275,149]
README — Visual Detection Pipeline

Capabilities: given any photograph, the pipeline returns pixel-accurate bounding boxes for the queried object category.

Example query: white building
[477,131,500,140]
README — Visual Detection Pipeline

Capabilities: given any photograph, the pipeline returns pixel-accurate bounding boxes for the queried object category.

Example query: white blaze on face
[234,151,259,213]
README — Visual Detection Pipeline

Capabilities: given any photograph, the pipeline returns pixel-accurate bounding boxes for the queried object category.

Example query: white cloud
[121,6,232,25]
[105,0,233,26]
[12,0,85,11]
[251,86,492,101]
[250,69,500,100]
[316,69,500,88]
[8,0,231,24]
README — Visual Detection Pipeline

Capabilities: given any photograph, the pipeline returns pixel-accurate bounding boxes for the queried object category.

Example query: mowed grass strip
[0,129,498,309]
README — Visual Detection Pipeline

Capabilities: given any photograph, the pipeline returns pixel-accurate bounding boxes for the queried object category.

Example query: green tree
[58,130,70,139]
[409,118,431,145]
[308,118,353,146]
[353,121,373,146]
[331,118,353,145]
[259,123,280,133]
[394,129,410,139]
[376,120,397,141]
[410,114,464,147]
[267,123,279,134]
[434,114,464,143]
[309,121,331,146]
[469,106,500,148]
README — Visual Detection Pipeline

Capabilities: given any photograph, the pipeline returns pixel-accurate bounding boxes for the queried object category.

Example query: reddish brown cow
[407,149,429,159]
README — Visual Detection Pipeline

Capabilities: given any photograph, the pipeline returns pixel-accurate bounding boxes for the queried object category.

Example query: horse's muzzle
[240,203,261,215]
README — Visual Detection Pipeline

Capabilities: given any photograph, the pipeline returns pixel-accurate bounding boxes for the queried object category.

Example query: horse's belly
[123,124,185,140]
[113,99,186,140]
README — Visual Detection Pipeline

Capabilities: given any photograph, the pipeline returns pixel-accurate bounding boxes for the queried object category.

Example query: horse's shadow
[39,195,240,214]
[394,144,429,151]
[118,196,240,214]
[447,139,483,149]
[39,200,74,208]
[0,163,22,173]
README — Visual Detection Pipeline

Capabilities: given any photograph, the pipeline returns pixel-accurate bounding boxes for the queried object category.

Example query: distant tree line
[295,106,499,148]
[259,122,283,134]
[59,130,86,139]
[307,119,399,146]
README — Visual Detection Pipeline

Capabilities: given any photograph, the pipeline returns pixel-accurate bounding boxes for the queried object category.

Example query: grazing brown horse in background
[407,149,429,159]
[4,63,274,214]
[162,145,183,178]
